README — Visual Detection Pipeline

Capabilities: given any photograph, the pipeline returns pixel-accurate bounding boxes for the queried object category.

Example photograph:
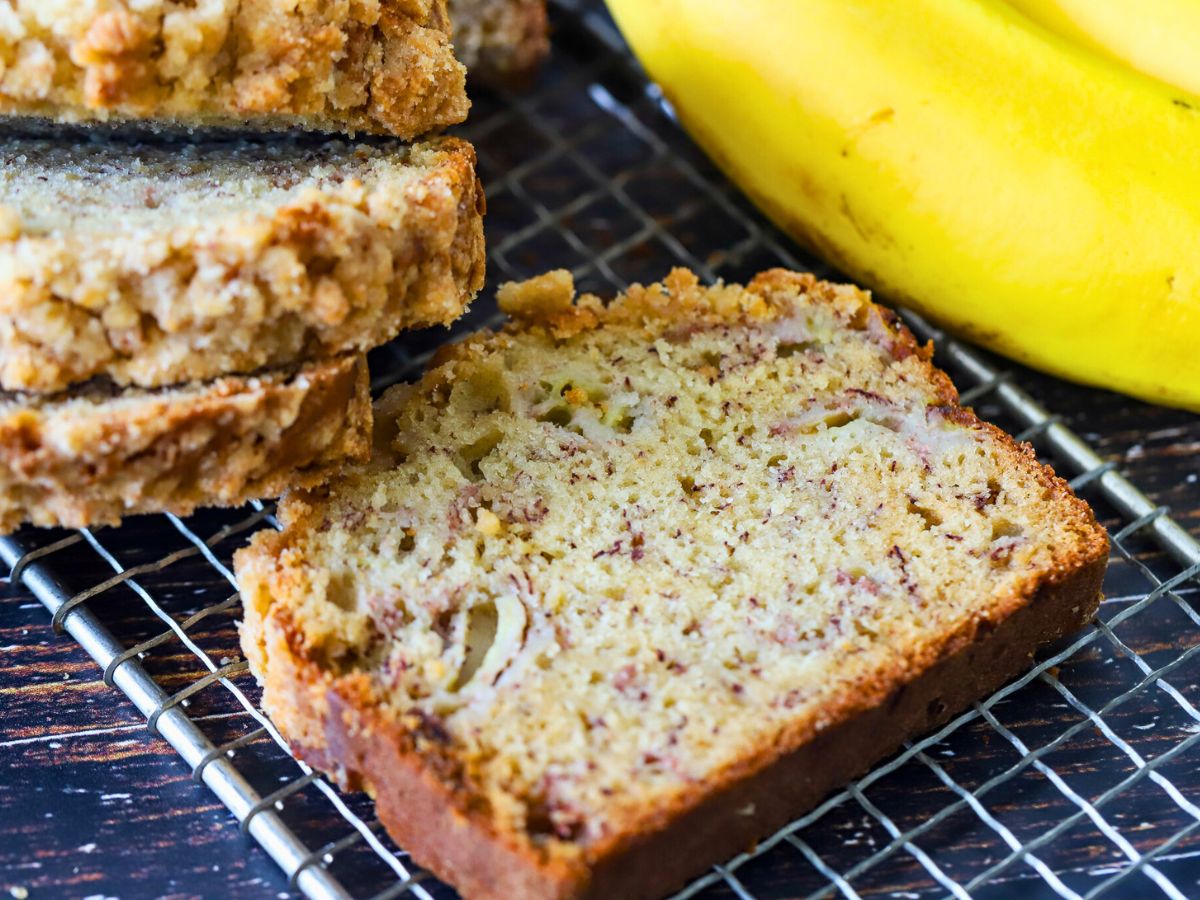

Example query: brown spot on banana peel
[842,107,896,158]
[837,193,892,247]
[863,107,896,128]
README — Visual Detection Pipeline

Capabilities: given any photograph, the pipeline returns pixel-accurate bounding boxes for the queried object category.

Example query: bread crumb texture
[0,353,371,533]
[448,0,547,85]
[0,0,467,136]
[0,135,485,392]
[238,270,1107,872]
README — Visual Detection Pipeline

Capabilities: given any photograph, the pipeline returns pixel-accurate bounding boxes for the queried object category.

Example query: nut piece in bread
[0,0,468,138]
[237,270,1108,900]
[1,355,371,535]
[0,136,485,394]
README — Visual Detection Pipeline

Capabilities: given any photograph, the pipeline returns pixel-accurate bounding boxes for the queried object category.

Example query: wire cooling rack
[6,2,1200,898]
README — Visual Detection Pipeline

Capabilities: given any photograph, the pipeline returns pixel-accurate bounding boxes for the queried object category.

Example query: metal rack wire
[5,2,1200,897]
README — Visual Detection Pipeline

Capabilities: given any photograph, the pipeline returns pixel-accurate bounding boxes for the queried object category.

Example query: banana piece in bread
[237,270,1108,900]
[0,1,467,138]
[0,354,370,535]
[0,135,485,393]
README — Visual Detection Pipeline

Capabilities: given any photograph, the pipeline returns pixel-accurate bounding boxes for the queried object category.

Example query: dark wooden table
[0,589,285,899]
[3,6,1200,898]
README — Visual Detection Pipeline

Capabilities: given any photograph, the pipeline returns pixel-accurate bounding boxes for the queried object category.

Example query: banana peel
[1006,0,1200,100]
[607,0,1200,411]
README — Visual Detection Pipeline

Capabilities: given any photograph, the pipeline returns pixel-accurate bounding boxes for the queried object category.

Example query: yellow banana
[1005,0,1200,99]
[606,0,1200,410]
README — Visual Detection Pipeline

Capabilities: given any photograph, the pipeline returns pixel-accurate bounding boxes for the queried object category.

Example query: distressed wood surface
[3,6,1200,899]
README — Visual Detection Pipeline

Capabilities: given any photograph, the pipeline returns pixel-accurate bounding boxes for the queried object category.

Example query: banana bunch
[606,0,1200,410]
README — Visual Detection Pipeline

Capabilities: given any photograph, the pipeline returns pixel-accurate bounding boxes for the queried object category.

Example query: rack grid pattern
[5,3,1200,898]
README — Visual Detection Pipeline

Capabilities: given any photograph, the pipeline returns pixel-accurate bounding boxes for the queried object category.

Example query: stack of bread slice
[0,1,487,534]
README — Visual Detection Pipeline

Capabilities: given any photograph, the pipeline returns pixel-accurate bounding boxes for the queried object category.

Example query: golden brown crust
[578,554,1107,900]
[0,0,468,138]
[237,269,1109,899]
[0,355,371,534]
[0,138,485,393]
[301,680,584,899]
[449,0,548,88]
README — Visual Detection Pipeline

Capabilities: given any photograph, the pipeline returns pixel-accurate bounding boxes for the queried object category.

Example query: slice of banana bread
[0,135,485,393]
[449,0,548,87]
[0,355,369,534]
[0,1,467,138]
[236,270,1108,900]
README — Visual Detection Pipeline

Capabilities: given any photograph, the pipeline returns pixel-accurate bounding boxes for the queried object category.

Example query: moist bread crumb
[237,269,1108,900]
[0,135,485,393]
[0,0,468,137]
[0,354,371,534]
